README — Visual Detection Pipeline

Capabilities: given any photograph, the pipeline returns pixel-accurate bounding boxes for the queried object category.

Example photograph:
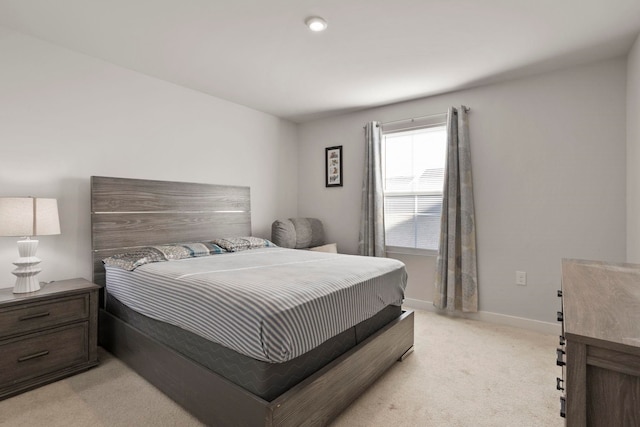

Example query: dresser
[0,278,99,400]
[558,259,640,426]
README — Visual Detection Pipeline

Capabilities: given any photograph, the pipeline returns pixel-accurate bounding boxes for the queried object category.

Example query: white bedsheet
[105,247,407,363]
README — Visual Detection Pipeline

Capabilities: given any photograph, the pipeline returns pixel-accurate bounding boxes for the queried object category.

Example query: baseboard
[403,298,560,336]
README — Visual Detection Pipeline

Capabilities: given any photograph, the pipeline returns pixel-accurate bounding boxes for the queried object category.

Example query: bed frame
[91,176,414,426]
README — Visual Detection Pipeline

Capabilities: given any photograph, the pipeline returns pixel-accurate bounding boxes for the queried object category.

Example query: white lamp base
[12,239,42,294]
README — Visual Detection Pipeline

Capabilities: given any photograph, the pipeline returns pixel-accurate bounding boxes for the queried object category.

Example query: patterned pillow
[212,237,251,252]
[102,241,230,271]
[200,242,227,254]
[182,242,215,257]
[152,245,192,260]
[245,236,276,249]
[153,242,228,259]
[212,237,276,252]
[103,247,166,271]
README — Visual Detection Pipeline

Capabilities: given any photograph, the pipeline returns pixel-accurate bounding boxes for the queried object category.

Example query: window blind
[383,125,446,251]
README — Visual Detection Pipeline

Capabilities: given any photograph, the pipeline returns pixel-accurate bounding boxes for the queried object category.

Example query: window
[382,121,447,252]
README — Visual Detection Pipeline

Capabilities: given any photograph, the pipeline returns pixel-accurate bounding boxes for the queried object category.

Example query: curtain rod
[381,106,470,127]
[363,106,471,129]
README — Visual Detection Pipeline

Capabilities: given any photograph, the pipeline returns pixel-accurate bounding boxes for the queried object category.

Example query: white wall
[628,34,640,263]
[0,28,299,288]
[298,59,627,323]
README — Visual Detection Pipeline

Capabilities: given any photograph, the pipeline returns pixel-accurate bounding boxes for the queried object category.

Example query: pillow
[200,242,227,255]
[212,237,276,252]
[245,236,276,249]
[212,237,250,252]
[181,242,211,257]
[308,243,338,253]
[154,242,228,259]
[152,244,192,260]
[271,218,325,249]
[289,218,325,249]
[103,247,166,271]
[271,219,296,248]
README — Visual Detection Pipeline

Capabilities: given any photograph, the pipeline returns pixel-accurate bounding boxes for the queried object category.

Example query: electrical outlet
[516,271,527,286]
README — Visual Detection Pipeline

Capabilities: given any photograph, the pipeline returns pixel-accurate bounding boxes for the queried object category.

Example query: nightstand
[0,278,99,400]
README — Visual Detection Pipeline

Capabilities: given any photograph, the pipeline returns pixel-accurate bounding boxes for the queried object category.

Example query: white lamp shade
[0,197,61,237]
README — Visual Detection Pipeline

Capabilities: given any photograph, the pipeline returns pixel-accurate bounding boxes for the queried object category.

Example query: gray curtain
[358,121,386,257]
[434,106,478,312]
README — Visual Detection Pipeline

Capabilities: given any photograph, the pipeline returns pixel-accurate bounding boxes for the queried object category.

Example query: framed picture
[325,146,343,187]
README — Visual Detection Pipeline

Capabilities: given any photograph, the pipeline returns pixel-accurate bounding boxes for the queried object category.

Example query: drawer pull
[556,348,566,366]
[557,311,563,322]
[556,377,564,391]
[17,350,50,363]
[19,311,50,321]
[559,335,565,346]
[560,396,566,418]
[557,289,562,297]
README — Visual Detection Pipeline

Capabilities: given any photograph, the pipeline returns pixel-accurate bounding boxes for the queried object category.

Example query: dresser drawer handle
[19,311,50,321]
[17,350,50,362]
[556,348,566,366]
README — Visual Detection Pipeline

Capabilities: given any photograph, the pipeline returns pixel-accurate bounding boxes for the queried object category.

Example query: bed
[91,176,414,426]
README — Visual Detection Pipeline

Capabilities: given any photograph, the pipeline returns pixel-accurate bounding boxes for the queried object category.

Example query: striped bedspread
[105,247,407,363]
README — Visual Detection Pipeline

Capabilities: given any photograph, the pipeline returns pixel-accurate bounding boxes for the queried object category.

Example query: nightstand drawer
[0,323,88,387]
[0,294,89,339]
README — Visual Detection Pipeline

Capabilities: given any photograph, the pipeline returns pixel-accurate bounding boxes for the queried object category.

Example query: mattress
[105,247,407,363]
[106,294,401,400]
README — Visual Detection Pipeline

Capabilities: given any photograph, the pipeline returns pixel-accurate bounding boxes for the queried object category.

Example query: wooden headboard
[91,176,251,286]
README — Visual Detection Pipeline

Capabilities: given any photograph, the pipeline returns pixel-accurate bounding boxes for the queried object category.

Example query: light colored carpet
[0,310,563,427]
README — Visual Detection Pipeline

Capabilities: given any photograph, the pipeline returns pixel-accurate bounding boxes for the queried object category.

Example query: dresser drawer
[0,323,88,387]
[0,294,89,339]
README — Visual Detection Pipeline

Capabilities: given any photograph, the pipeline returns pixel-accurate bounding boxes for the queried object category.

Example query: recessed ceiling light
[305,16,327,32]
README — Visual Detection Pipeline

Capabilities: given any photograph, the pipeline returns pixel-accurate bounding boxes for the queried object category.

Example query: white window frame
[382,114,447,256]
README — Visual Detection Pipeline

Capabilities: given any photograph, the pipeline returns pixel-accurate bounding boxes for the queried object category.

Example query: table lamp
[0,197,61,293]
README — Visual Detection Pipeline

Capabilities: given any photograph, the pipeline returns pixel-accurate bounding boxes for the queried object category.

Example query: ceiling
[0,0,639,123]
